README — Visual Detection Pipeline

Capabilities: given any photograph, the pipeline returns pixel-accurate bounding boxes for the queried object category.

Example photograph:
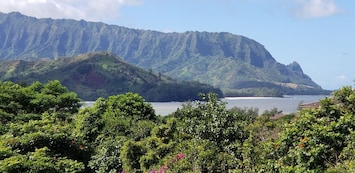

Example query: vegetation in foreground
[0,80,354,172]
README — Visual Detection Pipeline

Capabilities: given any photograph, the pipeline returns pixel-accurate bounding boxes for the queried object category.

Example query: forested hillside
[0,52,222,101]
[0,80,354,172]
[0,12,329,96]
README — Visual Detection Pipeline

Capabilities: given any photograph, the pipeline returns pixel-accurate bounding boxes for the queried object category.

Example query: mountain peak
[287,61,304,74]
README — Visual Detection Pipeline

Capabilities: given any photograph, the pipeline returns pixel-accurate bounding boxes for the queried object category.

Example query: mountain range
[0,12,330,96]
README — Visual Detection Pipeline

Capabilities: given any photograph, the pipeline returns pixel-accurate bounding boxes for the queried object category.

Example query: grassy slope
[0,52,223,101]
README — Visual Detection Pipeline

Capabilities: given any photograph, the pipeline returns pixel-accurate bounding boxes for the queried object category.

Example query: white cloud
[0,0,142,22]
[293,0,341,19]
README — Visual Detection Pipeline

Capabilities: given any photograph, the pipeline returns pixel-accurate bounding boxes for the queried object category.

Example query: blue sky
[0,0,354,90]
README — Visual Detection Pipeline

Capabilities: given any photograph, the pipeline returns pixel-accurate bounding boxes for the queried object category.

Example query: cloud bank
[0,0,141,22]
[293,0,341,19]
[0,0,342,23]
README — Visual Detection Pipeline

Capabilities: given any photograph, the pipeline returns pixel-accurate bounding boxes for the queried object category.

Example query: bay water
[84,95,328,116]
[222,95,327,115]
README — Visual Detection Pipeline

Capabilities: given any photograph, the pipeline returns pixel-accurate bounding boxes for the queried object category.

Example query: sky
[0,0,354,90]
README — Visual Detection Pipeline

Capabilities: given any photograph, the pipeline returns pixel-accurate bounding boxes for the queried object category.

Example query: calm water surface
[84,95,328,116]
[151,95,328,115]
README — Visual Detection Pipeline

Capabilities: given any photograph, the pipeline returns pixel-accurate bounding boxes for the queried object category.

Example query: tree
[30,80,81,114]
[270,86,355,172]
[73,93,159,172]
[120,139,147,173]
[0,80,87,172]
[0,147,85,173]
[172,93,258,172]
[0,81,30,115]
[105,92,156,121]
[0,112,89,173]
[73,98,106,144]
[0,80,81,116]
[176,93,256,147]
[88,137,126,173]
[99,93,156,137]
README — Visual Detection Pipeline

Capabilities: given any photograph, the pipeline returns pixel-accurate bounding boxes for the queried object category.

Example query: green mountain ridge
[0,12,330,95]
[0,52,223,101]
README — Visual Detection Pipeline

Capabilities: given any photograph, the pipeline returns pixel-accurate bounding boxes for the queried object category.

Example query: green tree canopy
[270,86,355,172]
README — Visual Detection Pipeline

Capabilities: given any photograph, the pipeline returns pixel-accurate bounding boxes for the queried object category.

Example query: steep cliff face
[0,12,325,93]
[0,13,271,67]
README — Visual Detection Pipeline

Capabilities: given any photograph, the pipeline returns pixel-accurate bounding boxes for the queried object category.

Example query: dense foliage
[0,12,329,96]
[0,80,354,172]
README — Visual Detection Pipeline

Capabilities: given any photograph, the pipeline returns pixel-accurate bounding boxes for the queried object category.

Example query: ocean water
[84,95,328,116]
[221,95,327,115]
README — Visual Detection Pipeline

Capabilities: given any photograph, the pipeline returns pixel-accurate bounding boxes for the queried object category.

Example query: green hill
[0,52,223,101]
[0,12,330,95]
